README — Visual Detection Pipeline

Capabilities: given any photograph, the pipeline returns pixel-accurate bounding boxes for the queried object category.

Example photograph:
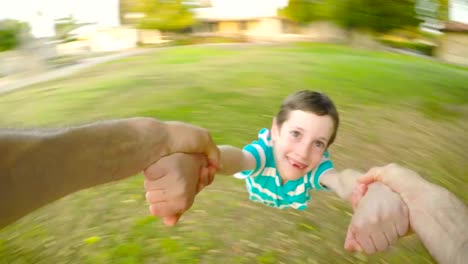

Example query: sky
[0,0,466,38]
[0,0,120,37]
[451,0,468,23]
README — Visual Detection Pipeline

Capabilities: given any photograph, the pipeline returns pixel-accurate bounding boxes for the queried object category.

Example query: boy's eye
[314,141,325,148]
[290,130,300,138]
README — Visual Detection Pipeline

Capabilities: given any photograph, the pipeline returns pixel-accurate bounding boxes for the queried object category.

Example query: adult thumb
[206,141,220,170]
[358,164,420,196]
[357,167,383,185]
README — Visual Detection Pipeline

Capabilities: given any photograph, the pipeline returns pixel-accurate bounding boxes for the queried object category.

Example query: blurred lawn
[0,43,467,264]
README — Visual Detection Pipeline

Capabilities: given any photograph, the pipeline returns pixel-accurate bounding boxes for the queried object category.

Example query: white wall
[450,0,468,23]
[0,0,120,38]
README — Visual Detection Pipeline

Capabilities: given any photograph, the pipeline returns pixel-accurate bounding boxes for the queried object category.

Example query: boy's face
[271,110,334,182]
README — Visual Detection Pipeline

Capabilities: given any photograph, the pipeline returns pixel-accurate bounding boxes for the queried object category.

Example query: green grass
[0,43,467,263]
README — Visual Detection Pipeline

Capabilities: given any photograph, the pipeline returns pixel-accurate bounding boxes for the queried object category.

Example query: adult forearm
[0,117,168,228]
[409,183,468,264]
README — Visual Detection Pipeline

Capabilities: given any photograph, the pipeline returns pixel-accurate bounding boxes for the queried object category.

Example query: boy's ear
[271,118,279,141]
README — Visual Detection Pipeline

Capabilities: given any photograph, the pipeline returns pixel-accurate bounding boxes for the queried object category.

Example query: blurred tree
[120,0,142,24]
[335,0,422,33]
[0,19,30,52]
[278,0,336,24]
[54,16,90,42]
[279,0,422,33]
[121,0,196,32]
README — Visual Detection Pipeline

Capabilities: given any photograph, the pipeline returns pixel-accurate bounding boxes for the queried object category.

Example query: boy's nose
[296,144,311,160]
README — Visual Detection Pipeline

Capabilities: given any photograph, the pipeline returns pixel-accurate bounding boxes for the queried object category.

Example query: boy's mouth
[287,157,307,170]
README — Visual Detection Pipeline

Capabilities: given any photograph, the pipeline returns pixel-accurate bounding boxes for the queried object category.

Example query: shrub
[0,19,30,52]
[380,38,437,56]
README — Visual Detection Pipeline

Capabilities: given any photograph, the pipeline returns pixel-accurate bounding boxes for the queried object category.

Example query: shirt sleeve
[310,150,334,191]
[234,129,270,179]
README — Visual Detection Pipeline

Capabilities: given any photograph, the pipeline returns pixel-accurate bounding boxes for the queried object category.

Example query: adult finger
[385,224,399,246]
[143,165,167,181]
[197,167,209,193]
[163,214,182,226]
[396,204,410,236]
[355,231,377,255]
[344,225,362,252]
[371,231,390,252]
[205,138,221,170]
[207,166,217,185]
[144,179,167,191]
[145,190,167,204]
[149,202,179,217]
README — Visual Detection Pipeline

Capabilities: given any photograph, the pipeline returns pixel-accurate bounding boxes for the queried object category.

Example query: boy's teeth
[292,162,305,169]
[289,158,306,169]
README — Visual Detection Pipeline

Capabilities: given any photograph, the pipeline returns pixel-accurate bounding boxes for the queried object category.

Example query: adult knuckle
[380,211,391,221]
[369,215,379,225]
[353,219,366,231]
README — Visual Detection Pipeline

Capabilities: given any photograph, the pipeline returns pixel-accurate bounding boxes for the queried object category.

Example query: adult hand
[144,153,215,226]
[165,122,220,169]
[357,163,431,206]
[344,182,409,254]
[355,163,468,264]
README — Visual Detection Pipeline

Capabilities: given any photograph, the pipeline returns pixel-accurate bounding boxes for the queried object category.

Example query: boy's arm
[218,145,256,175]
[319,169,361,201]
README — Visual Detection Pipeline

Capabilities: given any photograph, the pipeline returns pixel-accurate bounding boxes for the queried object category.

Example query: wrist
[131,117,169,163]
[400,179,435,209]
[163,121,183,156]
[340,169,360,202]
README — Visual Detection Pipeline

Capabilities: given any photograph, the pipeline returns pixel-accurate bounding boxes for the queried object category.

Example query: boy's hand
[344,182,409,254]
[144,153,214,226]
[165,121,220,169]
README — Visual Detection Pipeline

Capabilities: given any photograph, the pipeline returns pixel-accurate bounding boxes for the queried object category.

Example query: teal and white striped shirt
[235,128,334,210]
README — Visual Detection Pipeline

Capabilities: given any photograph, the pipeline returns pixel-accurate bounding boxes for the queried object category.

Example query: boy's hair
[275,90,339,146]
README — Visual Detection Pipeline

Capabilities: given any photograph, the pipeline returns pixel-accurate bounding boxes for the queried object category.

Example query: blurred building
[192,1,344,43]
[54,0,140,53]
[437,0,468,66]
[192,15,288,40]
[0,0,137,77]
[438,21,468,66]
[57,26,139,54]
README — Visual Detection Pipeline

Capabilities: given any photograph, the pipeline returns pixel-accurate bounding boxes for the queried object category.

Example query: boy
[218,91,382,208]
